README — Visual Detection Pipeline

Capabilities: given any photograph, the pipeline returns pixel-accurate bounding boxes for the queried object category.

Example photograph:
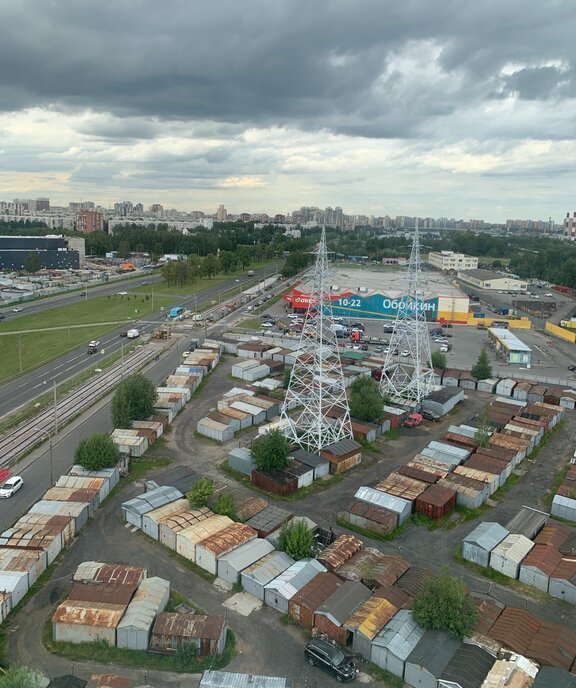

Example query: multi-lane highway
[0,265,279,419]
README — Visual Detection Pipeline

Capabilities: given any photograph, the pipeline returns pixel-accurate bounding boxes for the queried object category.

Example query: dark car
[421,409,441,422]
[80,291,86,296]
[569,365,576,372]
[87,346,98,355]
[351,322,365,331]
[119,331,128,337]
[305,638,357,683]
[0,314,5,320]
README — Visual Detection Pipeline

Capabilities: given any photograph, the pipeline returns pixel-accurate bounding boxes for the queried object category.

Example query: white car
[544,293,553,297]
[440,345,449,352]
[400,350,410,357]
[0,476,23,498]
[89,340,100,348]
[126,329,140,338]
[12,307,23,313]
[261,322,274,328]
[117,291,128,296]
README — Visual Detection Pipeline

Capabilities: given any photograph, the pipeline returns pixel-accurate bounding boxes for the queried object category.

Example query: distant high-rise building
[216,204,227,221]
[36,197,50,211]
[564,212,576,240]
[75,210,103,234]
[149,204,163,214]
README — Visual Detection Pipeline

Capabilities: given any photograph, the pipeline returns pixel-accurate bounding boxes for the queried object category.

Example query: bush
[0,666,45,688]
[188,477,214,508]
[349,377,383,423]
[278,520,314,560]
[74,432,119,471]
[412,567,479,640]
[214,493,236,520]
[431,350,447,370]
[471,348,492,380]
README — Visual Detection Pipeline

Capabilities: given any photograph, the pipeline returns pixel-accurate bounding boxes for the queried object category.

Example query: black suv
[305,638,357,683]
[86,346,98,355]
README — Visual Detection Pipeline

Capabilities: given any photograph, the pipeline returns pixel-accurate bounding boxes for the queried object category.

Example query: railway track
[0,346,158,468]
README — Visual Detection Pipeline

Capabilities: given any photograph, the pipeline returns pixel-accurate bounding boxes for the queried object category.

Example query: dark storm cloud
[1,0,574,140]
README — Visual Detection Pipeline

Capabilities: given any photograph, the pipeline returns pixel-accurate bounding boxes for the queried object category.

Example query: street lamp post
[36,429,54,487]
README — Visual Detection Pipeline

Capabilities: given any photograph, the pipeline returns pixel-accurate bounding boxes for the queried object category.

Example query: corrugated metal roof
[245,506,292,532]
[321,438,361,456]
[337,548,410,588]
[55,476,105,491]
[121,487,184,516]
[152,612,225,640]
[345,499,397,526]
[533,666,576,688]
[197,523,257,556]
[439,643,495,688]
[482,656,538,688]
[315,580,372,625]
[265,558,326,600]
[199,670,293,688]
[117,576,170,632]
[29,500,88,518]
[396,567,433,597]
[317,534,362,571]
[144,499,190,524]
[242,551,295,585]
[43,487,98,503]
[218,538,274,570]
[372,608,424,658]
[550,557,576,584]
[535,523,573,550]
[376,473,428,501]
[344,595,397,640]
[73,562,146,586]
[527,620,576,671]
[177,515,233,545]
[291,572,342,610]
[488,607,541,654]
[521,544,563,576]
[406,629,460,676]
[506,506,549,539]
[159,507,213,530]
[52,600,126,628]
[492,534,534,564]
[0,547,45,573]
[68,582,136,606]
[463,522,509,550]
[354,486,411,515]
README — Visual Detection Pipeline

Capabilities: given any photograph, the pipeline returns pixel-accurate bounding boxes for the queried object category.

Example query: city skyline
[0,1,575,222]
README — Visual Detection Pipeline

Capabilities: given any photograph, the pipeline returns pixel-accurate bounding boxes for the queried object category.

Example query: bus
[169,306,184,319]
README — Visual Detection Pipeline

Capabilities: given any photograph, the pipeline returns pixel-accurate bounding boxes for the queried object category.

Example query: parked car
[0,476,23,498]
[400,349,410,357]
[305,638,357,683]
[351,322,365,331]
[404,413,423,428]
[569,365,576,372]
[421,410,441,422]
[440,345,450,353]
[374,346,383,353]
[261,322,274,328]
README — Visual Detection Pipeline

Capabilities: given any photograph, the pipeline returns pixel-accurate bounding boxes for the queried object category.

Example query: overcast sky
[1,0,575,222]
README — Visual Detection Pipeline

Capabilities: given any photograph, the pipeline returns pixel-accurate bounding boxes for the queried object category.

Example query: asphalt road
[0,346,182,532]
[0,265,278,418]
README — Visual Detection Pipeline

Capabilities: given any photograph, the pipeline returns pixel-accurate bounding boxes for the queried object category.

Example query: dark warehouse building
[0,236,82,271]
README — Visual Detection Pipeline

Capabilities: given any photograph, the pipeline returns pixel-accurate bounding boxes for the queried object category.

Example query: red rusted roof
[87,675,133,688]
[473,597,504,637]
[317,534,363,571]
[526,621,576,670]
[52,600,126,628]
[535,523,573,549]
[196,523,257,556]
[151,612,225,640]
[291,572,342,610]
[521,545,563,576]
[488,608,540,654]
[68,582,136,606]
[337,548,410,588]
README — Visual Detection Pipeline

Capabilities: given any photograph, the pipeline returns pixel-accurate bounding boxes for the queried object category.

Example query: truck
[404,413,423,428]
[126,329,140,339]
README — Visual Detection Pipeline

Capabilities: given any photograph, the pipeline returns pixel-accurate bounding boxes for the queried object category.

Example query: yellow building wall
[466,315,532,329]
[545,322,576,343]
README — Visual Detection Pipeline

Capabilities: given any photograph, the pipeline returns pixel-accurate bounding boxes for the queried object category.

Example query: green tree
[349,377,383,422]
[431,350,447,370]
[201,253,219,278]
[214,492,237,520]
[471,348,492,380]
[188,477,215,508]
[117,240,131,259]
[219,251,237,273]
[283,368,292,389]
[111,373,157,427]
[278,520,314,560]
[413,568,479,640]
[251,429,290,473]
[24,251,41,273]
[474,404,492,448]
[175,641,198,669]
[75,432,119,470]
[0,667,44,688]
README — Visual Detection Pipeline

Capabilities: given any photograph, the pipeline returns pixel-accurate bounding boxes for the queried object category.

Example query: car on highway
[0,314,5,320]
[305,638,357,683]
[80,291,86,296]
[569,365,576,372]
[12,307,23,313]
[117,291,128,296]
[119,331,128,337]
[0,475,23,498]
[89,340,100,348]
[87,346,98,355]
[126,329,140,338]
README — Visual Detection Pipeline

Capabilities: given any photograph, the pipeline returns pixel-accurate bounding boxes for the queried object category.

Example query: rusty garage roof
[152,612,225,640]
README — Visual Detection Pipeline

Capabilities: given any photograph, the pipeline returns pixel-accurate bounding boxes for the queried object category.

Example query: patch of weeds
[365,663,404,688]
[231,581,244,594]
[544,465,570,508]
[491,473,521,502]
[382,429,400,441]
[165,590,203,614]
[220,460,250,485]
[127,456,172,483]
[336,517,410,542]
[357,439,382,453]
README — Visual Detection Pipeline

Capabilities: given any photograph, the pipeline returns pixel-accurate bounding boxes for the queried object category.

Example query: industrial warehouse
[285,265,470,323]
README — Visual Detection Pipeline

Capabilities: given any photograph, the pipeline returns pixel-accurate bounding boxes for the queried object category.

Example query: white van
[192,314,204,322]
[126,329,140,338]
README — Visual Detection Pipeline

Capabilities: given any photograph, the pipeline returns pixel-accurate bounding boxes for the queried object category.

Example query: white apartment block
[428,250,478,271]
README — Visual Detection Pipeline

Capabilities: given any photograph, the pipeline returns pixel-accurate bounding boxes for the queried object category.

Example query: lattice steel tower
[280,228,353,453]
[379,224,435,403]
